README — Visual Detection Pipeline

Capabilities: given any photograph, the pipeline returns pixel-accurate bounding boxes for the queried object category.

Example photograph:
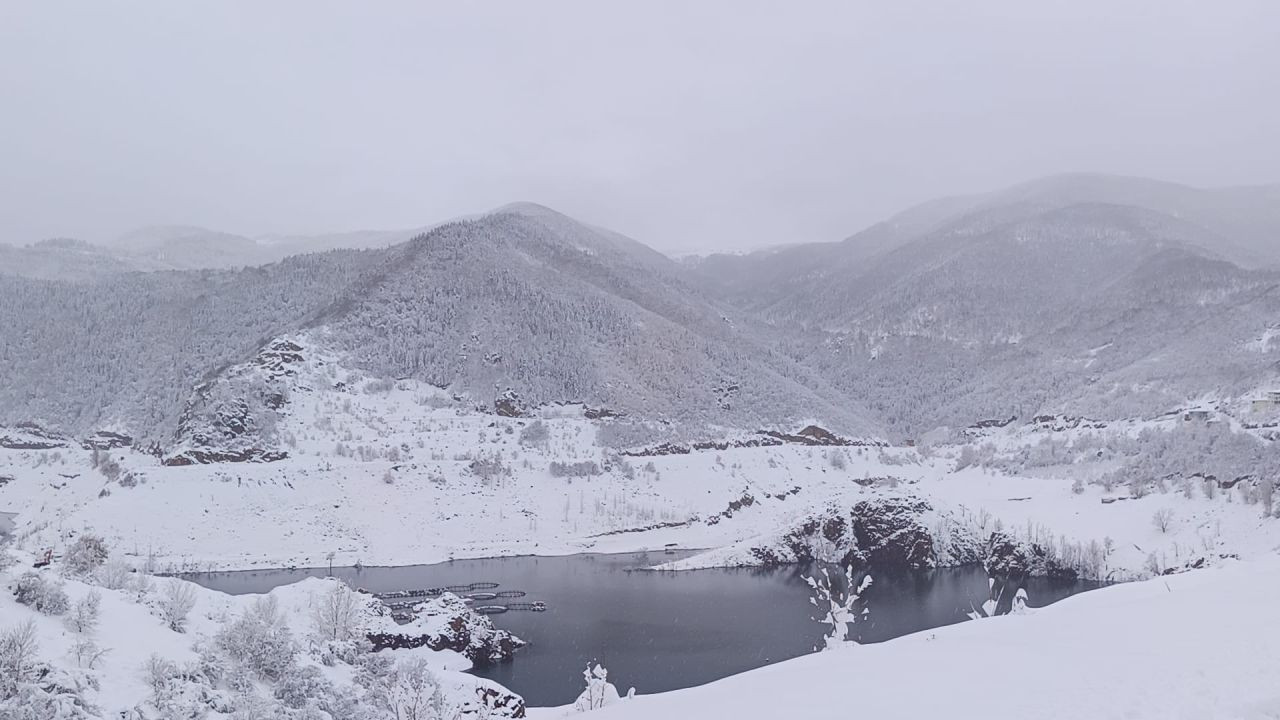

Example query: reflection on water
[187,552,1101,707]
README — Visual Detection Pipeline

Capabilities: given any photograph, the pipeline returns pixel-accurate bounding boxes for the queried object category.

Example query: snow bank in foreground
[535,555,1280,719]
[0,553,524,718]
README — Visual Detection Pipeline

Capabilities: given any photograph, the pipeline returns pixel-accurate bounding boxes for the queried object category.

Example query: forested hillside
[693,177,1280,437]
[310,205,878,442]
[2,176,1278,450]
[0,250,384,445]
[0,206,879,451]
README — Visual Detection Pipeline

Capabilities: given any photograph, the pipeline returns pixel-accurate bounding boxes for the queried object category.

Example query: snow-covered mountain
[0,204,879,453]
[692,173,1280,310]
[692,176,1280,437]
[0,225,432,280]
[0,238,150,281]
[5,175,1280,451]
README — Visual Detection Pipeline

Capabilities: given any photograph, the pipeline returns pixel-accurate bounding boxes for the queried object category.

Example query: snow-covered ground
[0,546,522,718]
[532,556,1280,719]
[3,360,1278,579]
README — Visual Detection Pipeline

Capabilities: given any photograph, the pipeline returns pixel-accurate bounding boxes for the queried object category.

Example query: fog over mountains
[2,173,1278,450]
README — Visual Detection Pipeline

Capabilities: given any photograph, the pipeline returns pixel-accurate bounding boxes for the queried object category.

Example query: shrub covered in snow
[550,460,602,478]
[157,579,198,633]
[0,621,97,719]
[93,560,132,591]
[66,590,101,634]
[573,663,630,712]
[0,620,40,700]
[63,534,109,576]
[310,582,365,649]
[13,571,70,615]
[469,453,510,484]
[518,419,550,449]
[215,596,298,682]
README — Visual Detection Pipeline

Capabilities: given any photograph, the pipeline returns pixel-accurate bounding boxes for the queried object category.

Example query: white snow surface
[0,556,507,717]
[3,355,1279,578]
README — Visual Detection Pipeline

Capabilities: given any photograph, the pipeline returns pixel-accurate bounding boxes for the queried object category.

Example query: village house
[1251,390,1280,413]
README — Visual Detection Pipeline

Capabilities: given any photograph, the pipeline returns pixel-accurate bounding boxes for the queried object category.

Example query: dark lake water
[187,552,1100,707]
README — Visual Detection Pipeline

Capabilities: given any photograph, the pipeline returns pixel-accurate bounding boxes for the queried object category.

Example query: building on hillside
[1183,409,1212,423]
[1251,391,1280,413]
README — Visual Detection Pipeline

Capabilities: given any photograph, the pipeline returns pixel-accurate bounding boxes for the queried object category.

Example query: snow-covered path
[538,556,1280,719]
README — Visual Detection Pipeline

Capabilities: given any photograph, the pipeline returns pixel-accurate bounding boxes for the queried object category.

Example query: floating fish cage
[373,586,445,597]
[376,582,522,613]
[503,601,548,612]
[474,605,508,615]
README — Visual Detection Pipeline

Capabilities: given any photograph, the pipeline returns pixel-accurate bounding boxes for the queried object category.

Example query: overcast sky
[2,1,1277,254]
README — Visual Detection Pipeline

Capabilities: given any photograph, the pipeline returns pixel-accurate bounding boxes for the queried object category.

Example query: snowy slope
[532,555,1280,719]
[4,371,1278,581]
[0,551,522,718]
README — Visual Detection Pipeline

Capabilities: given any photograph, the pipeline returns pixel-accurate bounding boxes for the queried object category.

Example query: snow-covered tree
[0,620,40,700]
[1011,588,1031,615]
[969,579,1033,619]
[518,420,549,449]
[70,638,108,669]
[66,590,101,634]
[385,656,446,720]
[573,663,627,712]
[94,560,132,591]
[216,596,297,682]
[63,534,109,575]
[13,572,69,615]
[310,582,368,665]
[804,566,872,650]
[158,579,198,633]
[131,572,155,602]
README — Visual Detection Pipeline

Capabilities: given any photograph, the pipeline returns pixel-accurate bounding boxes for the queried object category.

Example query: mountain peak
[487,201,566,219]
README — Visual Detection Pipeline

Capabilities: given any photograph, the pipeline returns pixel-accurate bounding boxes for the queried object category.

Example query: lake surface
[187,552,1101,707]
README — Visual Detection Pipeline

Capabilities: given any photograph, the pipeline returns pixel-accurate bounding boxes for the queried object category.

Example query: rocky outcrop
[760,425,887,448]
[253,339,305,375]
[81,430,133,450]
[983,531,1030,579]
[494,389,526,418]
[621,425,886,457]
[0,423,69,450]
[165,338,307,464]
[745,496,969,571]
[582,405,624,420]
[366,594,526,665]
[162,448,288,466]
[471,686,527,718]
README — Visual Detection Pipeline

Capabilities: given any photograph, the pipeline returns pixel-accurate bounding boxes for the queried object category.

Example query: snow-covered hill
[531,556,1280,719]
[0,205,880,450]
[691,178,1280,438]
[0,547,525,718]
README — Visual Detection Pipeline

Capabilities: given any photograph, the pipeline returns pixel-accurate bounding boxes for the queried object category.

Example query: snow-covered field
[3,353,1278,580]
